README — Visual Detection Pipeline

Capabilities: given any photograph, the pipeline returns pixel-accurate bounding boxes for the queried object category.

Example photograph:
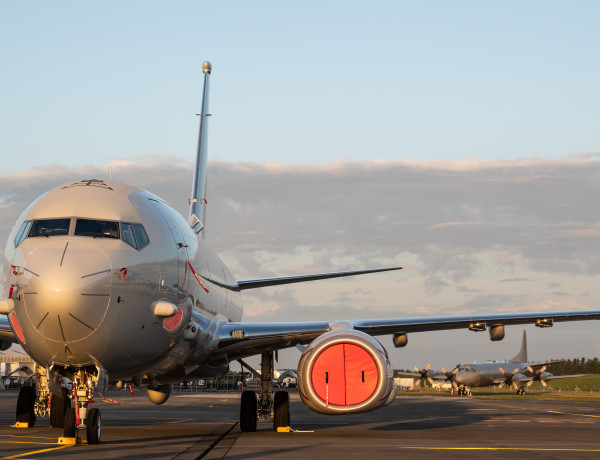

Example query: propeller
[413,363,434,387]
[498,367,520,390]
[526,365,549,388]
[440,366,459,390]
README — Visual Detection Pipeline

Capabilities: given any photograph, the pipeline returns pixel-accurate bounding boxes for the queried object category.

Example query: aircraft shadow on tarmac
[290,399,490,432]
[369,399,491,432]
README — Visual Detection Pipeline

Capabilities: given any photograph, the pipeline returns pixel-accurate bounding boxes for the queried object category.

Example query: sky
[2,1,600,371]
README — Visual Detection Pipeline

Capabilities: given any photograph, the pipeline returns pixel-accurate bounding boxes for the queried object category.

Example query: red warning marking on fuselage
[187,262,209,293]
[164,307,184,331]
[9,312,25,344]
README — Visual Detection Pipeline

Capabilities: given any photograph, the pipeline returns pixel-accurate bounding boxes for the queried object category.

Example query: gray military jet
[452,330,581,395]
[2,62,600,444]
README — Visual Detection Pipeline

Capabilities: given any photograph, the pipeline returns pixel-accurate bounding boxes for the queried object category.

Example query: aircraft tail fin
[509,330,527,363]
[188,61,212,237]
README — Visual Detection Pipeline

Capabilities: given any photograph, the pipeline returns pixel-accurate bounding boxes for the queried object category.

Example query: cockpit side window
[121,222,149,250]
[14,220,32,247]
[121,222,137,248]
[132,223,149,249]
[75,219,120,239]
[29,219,70,237]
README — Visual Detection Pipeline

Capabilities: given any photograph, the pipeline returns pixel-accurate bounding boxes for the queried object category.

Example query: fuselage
[3,179,242,381]
[454,361,528,387]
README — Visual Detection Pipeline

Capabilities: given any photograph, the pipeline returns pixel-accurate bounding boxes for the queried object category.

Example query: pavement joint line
[164,419,194,424]
[188,422,239,460]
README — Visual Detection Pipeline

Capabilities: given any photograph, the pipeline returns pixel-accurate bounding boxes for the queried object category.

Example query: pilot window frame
[74,218,120,239]
[121,221,150,250]
[14,220,33,247]
[132,223,149,250]
[28,218,71,238]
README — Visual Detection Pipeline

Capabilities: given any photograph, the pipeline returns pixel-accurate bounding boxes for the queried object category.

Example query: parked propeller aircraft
[452,330,582,395]
[2,62,600,444]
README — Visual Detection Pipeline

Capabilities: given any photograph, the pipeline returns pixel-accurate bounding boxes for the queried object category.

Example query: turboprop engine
[297,329,396,415]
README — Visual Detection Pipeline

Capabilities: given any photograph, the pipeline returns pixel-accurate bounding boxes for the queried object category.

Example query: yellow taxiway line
[547,410,600,418]
[3,444,72,458]
[398,446,600,452]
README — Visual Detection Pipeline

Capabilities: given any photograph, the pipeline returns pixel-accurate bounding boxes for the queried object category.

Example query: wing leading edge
[203,266,402,291]
[210,309,600,364]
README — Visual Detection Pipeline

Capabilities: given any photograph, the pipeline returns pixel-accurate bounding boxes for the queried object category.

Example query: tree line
[545,357,600,375]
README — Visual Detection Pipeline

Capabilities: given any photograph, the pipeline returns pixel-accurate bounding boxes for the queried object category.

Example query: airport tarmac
[1,390,600,459]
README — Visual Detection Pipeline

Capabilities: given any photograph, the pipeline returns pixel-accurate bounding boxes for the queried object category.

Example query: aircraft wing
[209,309,600,364]
[205,267,402,291]
[525,360,565,368]
[543,374,586,380]
[0,314,16,343]
[395,371,447,380]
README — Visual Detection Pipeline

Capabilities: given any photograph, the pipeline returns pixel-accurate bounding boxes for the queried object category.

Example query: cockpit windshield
[74,219,120,238]
[18,217,148,250]
[29,219,70,237]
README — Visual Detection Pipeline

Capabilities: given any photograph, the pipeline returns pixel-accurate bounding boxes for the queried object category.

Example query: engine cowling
[297,329,396,415]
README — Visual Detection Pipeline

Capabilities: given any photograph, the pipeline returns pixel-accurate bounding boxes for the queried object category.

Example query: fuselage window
[14,220,32,247]
[75,219,120,239]
[132,223,149,249]
[29,219,70,237]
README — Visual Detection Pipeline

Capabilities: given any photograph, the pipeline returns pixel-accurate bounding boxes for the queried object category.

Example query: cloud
[3,156,600,367]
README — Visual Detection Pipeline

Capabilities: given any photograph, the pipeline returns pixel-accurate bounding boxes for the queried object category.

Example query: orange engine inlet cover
[311,343,379,406]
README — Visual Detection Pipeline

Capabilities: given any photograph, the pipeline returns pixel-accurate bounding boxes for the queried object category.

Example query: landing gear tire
[86,408,101,444]
[273,391,290,431]
[240,390,257,432]
[63,408,76,438]
[16,386,36,427]
[50,387,69,428]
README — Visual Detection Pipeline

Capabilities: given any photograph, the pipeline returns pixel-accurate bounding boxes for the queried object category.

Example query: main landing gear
[239,351,290,432]
[456,387,472,396]
[14,364,68,428]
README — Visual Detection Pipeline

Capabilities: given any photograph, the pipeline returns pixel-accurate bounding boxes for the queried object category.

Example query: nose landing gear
[61,368,105,444]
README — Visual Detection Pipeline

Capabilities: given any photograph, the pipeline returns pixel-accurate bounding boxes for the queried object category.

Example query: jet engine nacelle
[297,329,395,415]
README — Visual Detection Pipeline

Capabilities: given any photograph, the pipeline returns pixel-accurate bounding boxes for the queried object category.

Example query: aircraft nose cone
[22,240,112,343]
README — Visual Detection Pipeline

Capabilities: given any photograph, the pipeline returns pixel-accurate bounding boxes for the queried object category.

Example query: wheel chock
[276,426,290,432]
[58,436,82,445]
[12,422,29,428]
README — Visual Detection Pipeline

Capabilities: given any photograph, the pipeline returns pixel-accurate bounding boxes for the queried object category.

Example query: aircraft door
[148,200,189,297]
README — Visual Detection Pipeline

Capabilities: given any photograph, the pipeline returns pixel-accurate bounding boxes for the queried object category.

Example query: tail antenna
[189,61,212,236]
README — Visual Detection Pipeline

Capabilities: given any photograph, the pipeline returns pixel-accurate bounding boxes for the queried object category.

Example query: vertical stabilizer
[509,330,527,363]
[189,61,212,236]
